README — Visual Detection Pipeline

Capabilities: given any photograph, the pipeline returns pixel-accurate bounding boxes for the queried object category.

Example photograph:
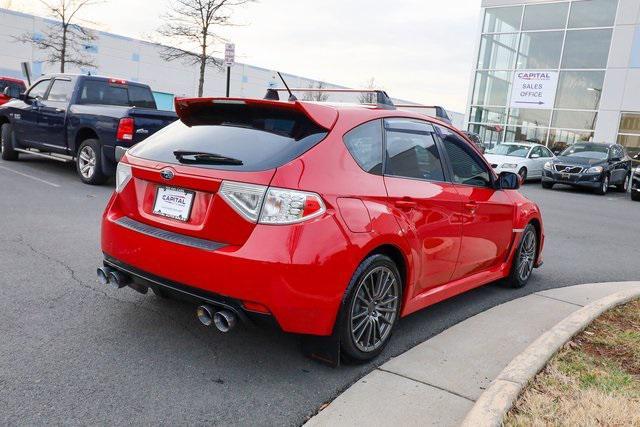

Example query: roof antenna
[277,72,297,101]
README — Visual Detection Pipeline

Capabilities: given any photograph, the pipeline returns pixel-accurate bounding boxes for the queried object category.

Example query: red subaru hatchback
[99,94,544,364]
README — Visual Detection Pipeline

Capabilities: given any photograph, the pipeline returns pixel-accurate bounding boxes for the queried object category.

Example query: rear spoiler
[174,97,338,130]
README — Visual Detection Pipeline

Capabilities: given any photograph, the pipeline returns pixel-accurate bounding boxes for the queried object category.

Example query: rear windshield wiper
[173,150,243,165]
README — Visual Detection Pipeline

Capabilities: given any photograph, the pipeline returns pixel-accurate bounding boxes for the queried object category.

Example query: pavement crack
[10,235,219,357]
[376,367,476,402]
[532,292,584,308]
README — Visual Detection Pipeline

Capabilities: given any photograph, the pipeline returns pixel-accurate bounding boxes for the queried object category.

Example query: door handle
[395,199,418,209]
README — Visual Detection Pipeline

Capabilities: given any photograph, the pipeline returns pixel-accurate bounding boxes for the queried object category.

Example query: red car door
[436,126,515,280]
[382,118,464,296]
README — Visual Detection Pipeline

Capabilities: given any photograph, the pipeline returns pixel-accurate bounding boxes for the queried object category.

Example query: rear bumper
[101,205,358,336]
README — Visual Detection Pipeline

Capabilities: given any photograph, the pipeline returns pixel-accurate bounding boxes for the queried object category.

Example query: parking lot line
[0,165,61,188]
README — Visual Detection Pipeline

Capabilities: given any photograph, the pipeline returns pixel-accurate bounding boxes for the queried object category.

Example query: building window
[631,27,640,68]
[483,6,522,33]
[517,31,564,69]
[548,129,594,153]
[522,3,569,31]
[551,110,598,130]
[472,71,511,106]
[562,29,612,69]
[477,34,519,70]
[84,44,99,54]
[508,108,552,128]
[505,126,549,144]
[469,106,507,124]
[568,0,618,29]
[617,113,640,162]
[555,71,604,110]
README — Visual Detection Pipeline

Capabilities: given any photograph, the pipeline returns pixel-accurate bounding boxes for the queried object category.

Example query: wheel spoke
[379,296,397,306]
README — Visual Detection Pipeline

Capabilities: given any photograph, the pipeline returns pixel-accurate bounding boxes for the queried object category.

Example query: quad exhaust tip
[96,267,131,290]
[196,305,237,332]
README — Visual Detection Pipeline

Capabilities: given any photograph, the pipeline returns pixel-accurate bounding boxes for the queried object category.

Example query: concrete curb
[461,287,640,427]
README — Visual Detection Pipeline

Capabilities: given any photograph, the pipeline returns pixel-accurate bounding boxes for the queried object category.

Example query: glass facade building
[467,0,640,162]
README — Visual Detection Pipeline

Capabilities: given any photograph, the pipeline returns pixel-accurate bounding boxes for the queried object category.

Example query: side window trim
[435,124,496,189]
[382,117,451,184]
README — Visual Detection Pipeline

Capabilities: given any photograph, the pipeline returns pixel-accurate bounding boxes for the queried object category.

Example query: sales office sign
[510,71,559,110]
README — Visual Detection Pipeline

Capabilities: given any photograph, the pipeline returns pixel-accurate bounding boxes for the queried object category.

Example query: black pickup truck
[0,74,177,184]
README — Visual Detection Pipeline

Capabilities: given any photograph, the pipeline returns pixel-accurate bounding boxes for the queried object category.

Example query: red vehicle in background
[98,89,544,365]
[0,77,26,105]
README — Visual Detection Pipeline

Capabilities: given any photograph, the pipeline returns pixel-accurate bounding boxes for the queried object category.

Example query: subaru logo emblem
[160,169,174,180]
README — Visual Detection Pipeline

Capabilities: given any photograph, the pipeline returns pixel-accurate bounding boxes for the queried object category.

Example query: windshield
[560,144,609,160]
[485,144,530,158]
[130,106,328,171]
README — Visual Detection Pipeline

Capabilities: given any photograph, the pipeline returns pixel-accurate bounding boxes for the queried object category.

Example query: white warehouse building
[0,7,464,127]
[466,0,640,161]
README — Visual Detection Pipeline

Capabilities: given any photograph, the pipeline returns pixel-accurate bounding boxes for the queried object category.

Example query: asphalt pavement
[1,156,638,425]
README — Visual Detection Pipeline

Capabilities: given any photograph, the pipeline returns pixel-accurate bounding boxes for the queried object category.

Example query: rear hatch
[118,98,337,246]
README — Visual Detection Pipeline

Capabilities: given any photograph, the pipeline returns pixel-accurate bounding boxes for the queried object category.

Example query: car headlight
[586,166,604,174]
[543,162,553,170]
[501,163,518,169]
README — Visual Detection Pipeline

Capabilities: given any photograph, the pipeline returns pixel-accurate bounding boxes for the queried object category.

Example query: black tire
[541,181,554,189]
[594,174,609,195]
[518,167,527,182]
[1,123,19,161]
[339,254,402,363]
[503,224,537,289]
[616,173,630,193]
[76,139,108,185]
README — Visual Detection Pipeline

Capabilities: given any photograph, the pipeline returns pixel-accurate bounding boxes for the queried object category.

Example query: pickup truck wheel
[1,123,19,161]
[76,139,107,185]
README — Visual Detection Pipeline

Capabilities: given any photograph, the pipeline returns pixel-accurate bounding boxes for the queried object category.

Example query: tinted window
[384,119,445,182]
[562,29,612,69]
[130,105,328,172]
[522,3,568,30]
[483,6,522,33]
[0,81,24,98]
[47,79,73,102]
[28,79,51,99]
[568,0,618,28]
[128,85,157,109]
[437,126,492,187]
[79,80,129,106]
[343,120,383,174]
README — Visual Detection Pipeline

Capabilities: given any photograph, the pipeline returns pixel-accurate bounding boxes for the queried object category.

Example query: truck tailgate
[128,108,178,143]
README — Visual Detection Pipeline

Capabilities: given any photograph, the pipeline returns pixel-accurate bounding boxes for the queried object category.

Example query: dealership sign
[510,71,559,110]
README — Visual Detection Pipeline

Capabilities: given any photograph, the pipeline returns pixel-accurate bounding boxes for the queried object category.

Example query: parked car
[631,166,640,201]
[0,74,177,184]
[541,143,632,195]
[484,142,556,181]
[0,77,26,106]
[462,131,487,153]
[98,95,545,364]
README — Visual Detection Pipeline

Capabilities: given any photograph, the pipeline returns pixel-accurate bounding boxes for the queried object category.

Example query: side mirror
[2,87,9,97]
[530,153,540,159]
[498,171,521,190]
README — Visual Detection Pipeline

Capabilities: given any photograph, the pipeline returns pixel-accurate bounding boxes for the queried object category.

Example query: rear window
[78,80,157,109]
[129,104,328,171]
[0,81,25,98]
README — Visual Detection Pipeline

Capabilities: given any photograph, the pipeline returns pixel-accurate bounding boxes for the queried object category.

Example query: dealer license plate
[153,186,195,222]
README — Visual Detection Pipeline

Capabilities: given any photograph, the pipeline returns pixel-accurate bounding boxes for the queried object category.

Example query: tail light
[219,181,326,224]
[115,162,132,193]
[116,118,135,141]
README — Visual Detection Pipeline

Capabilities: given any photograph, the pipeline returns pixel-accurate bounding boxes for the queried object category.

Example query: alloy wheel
[624,175,630,192]
[349,266,399,353]
[78,146,96,179]
[518,229,536,282]
[602,176,609,194]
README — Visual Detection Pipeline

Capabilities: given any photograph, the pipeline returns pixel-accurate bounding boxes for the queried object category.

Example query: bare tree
[15,0,100,73]
[158,0,254,97]
[359,77,378,104]
[303,81,330,102]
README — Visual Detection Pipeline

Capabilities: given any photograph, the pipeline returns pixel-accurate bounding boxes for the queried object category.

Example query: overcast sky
[8,0,481,112]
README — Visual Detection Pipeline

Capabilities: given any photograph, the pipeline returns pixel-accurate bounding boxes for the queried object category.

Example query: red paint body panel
[101,100,545,336]
[0,77,26,106]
